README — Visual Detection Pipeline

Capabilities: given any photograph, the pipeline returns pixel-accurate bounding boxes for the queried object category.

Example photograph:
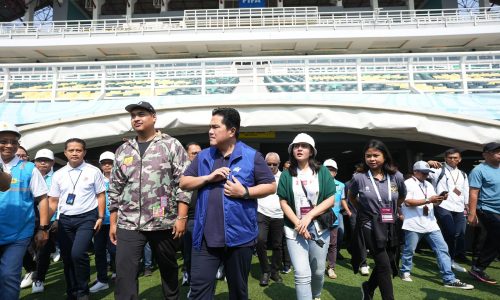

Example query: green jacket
[277,165,335,229]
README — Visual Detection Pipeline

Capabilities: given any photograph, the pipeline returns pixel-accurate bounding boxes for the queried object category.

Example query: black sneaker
[361,281,373,300]
[444,280,474,290]
[468,268,497,284]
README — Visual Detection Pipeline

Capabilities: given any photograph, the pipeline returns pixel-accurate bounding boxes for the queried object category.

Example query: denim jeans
[0,237,31,300]
[144,242,153,269]
[434,205,466,260]
[400,230,456,283]
[286,228,330,300]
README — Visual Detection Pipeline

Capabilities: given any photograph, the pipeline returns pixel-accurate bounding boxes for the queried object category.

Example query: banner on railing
[239,0,266,8]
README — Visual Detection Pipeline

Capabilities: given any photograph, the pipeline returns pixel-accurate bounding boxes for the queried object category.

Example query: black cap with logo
[125,101,156,114]
[483,142,500,153]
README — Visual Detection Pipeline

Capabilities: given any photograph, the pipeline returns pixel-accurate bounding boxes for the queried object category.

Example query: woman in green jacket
[277,133,335,300]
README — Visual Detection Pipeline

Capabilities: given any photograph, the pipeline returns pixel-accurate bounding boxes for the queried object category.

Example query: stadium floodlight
[153,0,163,8]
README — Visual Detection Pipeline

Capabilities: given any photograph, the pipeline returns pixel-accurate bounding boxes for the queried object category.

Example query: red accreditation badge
[453,187,461,196]
[380,207,395,223]
[300,206,313,218]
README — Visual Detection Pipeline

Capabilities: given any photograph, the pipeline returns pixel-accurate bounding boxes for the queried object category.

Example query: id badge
[152,203,164,218]
[66,193,76,205]
[453,187,461,196]
[380,207,395,223]
[300,206,313,218]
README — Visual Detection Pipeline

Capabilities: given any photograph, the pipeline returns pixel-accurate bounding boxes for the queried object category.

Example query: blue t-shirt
[184,151,274,247]
[469,162,500,214]
[332,179,345,226]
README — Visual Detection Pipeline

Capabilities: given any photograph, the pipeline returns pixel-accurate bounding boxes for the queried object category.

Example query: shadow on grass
[323,281,361,299]
[419,287,482,300]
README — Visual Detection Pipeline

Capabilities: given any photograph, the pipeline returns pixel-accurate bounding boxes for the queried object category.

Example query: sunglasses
[267,163,278,167]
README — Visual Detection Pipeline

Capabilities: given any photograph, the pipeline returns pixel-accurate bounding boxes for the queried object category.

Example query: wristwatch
[242,185,250,200]
[38,225,50,232]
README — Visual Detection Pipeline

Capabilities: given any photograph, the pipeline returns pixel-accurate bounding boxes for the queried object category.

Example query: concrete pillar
[93,0,105,20]
[277,0,283,7]
[370,0,379,10]
[219,0,224,9]
[478,0,490,7]
[161,0,170,13]
[407,0,415,10]
[127,0,138,18]
[52,0,69,21]
[24,0,36,22]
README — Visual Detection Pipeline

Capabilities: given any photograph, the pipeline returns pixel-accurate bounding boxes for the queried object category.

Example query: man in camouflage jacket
[109,101,191,300]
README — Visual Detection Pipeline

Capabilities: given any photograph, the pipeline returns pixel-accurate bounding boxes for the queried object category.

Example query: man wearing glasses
[256,152,284,286]
[0,122,49,300]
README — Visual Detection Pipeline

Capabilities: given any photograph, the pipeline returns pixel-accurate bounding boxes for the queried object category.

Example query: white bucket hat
[323,159,338,170]
[288,133,317,157]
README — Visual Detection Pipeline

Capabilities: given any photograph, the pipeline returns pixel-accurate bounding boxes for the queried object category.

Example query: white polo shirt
[429,164,469,212]
[402,177,440,233]
[49,162,106,216]
[0,156,47,197]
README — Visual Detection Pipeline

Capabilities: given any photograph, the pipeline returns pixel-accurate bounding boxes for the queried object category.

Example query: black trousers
[115,228,180,300]
[475,210,500,271]
[33,221,57,282]
[256,213,284,275]
[190,239,253,300]
[363,226,394,300]
[58,209,97,299]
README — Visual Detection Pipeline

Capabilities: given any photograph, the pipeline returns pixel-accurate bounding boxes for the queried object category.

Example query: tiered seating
[264,75,306,93]
[8,82,53,101]
[413,73,462,92]
[56,81,101,100]
[309,75,357,92]
[206,77,239,94]
[466,72,500,91]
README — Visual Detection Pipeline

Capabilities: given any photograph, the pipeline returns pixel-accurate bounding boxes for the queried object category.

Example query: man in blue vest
[0,122,49,300]
[180,107,276,300]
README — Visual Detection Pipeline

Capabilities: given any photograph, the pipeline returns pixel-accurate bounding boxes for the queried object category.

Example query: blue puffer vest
[193,141,257,250]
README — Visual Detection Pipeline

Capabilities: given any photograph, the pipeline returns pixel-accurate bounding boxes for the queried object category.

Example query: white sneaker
[182,271,189,286]
[32,281,44,293]
[360,266,370,276]
[451,262,467,273]
[400,272,413,282]
[444,279,474,290]
[51,248,60,263]
[20,272,33,289]
[327,268,337,279]
[89,281,109,293]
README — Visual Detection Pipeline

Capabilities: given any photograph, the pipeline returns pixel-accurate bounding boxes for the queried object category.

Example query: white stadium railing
[1,7,499,38]
[1,51,499,102]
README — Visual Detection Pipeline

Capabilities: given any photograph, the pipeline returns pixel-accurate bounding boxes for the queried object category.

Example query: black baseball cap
[125,101,156,114]
[483,142,500,153]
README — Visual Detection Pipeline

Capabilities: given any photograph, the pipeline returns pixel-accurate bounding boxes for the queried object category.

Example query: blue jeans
[286,228,330,300]
[400,230,456,283]
[144,242,152,269]
[434,205,466,260]
[0,237,31,300]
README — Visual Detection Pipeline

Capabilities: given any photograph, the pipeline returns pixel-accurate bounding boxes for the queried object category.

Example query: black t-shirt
[137,140,152,157]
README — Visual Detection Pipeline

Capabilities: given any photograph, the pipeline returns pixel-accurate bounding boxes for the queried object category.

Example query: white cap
[413,161,434,174]
[99,151,115,163]
[288,133,317,157]
[35,149,54,160]
[323,159,338,170]
[0,121,21,138]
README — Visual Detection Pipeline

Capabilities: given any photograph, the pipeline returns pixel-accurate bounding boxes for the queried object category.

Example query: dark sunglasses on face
[267,163,278,166]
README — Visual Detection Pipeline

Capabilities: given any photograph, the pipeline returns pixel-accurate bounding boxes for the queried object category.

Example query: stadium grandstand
[1,0,499,179]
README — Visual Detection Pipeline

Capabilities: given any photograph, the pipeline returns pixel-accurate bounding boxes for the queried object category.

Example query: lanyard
[69,168,83,193]
[444,165,460,186]
[414,177,427,199]
[368,170,391,202]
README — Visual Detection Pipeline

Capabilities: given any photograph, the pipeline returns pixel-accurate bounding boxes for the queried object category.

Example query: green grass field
[20,249,499,300]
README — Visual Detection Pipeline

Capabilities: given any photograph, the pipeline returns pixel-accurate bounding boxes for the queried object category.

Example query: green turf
[20,249,499,299]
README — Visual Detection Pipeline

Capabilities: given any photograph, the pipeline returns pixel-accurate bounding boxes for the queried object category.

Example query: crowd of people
[0,104,499,300]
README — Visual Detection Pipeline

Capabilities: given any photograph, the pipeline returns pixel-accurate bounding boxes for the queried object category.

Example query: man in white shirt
[399,161,473,290]
[257,152,284,286]
[0,122,49,300]
[428,148,469,272]
[48,138,106,300]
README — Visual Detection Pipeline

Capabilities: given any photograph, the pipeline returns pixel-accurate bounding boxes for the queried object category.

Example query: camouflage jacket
[108,131,191,231]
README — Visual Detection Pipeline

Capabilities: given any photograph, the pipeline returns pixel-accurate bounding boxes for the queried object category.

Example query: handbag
[300,181,336,230]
